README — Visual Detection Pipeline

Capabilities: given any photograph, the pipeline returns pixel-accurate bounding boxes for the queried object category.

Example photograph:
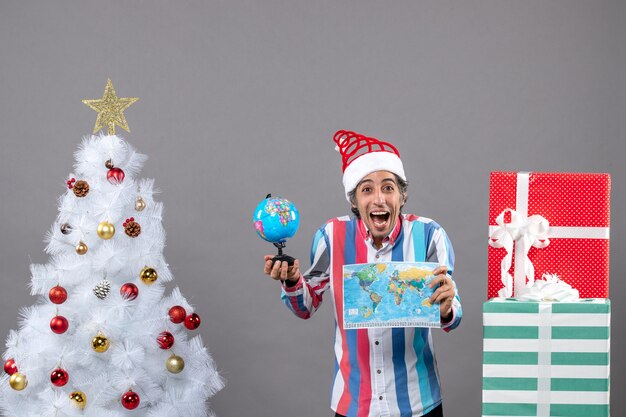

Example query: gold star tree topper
[82,79,139,135]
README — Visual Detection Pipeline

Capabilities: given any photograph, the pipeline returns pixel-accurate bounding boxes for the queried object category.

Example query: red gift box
[488,172,610,299]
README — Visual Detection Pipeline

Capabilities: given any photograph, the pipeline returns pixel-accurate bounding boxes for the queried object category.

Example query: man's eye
[361,187,371,193]
[383,186,394,192]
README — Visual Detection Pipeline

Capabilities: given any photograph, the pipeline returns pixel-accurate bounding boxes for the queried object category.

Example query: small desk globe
[253,195,300,265]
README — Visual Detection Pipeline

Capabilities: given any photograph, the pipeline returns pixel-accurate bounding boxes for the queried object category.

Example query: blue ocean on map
[343,262,441,328]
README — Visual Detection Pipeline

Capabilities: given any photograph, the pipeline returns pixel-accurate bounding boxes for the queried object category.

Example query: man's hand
[428,265,455,323]
[263,255,301,284]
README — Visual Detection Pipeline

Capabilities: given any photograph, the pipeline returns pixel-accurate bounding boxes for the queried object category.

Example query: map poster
[342,262,441,329]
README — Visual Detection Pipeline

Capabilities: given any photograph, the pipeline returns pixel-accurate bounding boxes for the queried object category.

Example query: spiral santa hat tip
[333,130,406,201]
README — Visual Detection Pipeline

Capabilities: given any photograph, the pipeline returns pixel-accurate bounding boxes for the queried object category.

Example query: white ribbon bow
[516,273,580,302]
[488,208,551,297]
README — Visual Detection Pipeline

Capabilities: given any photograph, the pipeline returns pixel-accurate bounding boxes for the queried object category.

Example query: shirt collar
[357,214,403,247]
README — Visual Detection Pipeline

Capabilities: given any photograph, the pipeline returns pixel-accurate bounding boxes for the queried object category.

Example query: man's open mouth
[370,211,390,227]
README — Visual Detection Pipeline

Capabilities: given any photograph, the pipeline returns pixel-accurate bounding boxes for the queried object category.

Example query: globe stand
[272,241,295,266]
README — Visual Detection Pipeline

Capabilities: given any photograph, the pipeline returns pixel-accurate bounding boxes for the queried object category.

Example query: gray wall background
[1,1,624,416]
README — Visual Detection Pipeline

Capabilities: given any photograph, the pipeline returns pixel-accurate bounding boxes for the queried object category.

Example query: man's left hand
[428,266,455,323]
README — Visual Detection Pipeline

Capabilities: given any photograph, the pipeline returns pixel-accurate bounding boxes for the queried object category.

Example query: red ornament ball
[156,331,174,349]
[49,285,68,304]
[184,313,201,330]
[120,283,139,301]
[4,359,17,375]
[50,315,69,334]
[50,368,69,387]
[107,167,125,185]
[168,306,186,324]
[121,390,140,410]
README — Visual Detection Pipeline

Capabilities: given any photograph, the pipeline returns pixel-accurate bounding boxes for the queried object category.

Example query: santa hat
[333,130,406,201]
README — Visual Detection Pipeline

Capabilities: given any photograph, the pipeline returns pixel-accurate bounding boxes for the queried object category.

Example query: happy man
[263,130,462,417]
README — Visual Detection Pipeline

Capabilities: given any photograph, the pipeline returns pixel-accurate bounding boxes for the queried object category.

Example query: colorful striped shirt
[281,214,462,417]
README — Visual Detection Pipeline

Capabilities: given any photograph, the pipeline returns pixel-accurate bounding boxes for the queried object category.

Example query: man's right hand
[263,255,301,284]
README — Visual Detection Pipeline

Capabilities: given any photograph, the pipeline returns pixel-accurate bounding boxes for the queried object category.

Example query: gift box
[482,298,610,417]
[488,172,611,299]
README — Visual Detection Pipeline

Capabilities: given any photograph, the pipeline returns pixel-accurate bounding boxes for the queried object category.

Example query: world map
[343,262,441,328]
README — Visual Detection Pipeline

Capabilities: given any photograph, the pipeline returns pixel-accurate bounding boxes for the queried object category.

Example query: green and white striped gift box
[482,298,610,417]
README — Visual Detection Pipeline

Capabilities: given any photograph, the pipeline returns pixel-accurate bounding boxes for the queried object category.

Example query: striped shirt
[281,214,462,417]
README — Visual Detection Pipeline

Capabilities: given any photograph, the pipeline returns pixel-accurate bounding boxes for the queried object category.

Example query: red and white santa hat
[333,130,406,201]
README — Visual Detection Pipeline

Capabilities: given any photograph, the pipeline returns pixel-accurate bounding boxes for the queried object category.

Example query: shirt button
[375,254,380,259]
[379,396,383,400]
[377,369,381,374]
[375,341,379,345]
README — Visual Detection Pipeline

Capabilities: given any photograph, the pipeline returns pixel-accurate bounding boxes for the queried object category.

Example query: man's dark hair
[347,174,408,218]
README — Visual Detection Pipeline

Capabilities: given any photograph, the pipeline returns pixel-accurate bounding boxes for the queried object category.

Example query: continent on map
[398,267,433,281]
[370,291,382,312]
[354,265,378,290]
[387,278,406,306]
[265,199,291,226]
[254,220,265,239]
[387,268,431,306]
[351,265,384,313]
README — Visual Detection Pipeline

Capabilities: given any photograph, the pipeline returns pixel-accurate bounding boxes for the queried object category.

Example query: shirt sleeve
[280,225,331,319]
[426,223,462,332]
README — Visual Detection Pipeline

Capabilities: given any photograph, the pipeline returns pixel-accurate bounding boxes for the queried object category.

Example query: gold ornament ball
[135,197,146,211]
[75,241,88,255]
[69,391,87,409]
[166,354,185,374]
[97,221,115,240]
[9,372,28,391]
[140,267,158,285]
[92,333,110,353]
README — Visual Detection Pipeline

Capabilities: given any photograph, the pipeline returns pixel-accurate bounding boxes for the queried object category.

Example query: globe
[253,196,300,244]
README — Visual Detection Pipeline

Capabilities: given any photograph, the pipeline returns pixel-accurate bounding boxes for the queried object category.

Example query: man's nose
[374,189,385,204]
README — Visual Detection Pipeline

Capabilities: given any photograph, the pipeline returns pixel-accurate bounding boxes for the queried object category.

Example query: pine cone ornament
[123,217,141,237]
[93,279,111,300]
[72,180,90,197]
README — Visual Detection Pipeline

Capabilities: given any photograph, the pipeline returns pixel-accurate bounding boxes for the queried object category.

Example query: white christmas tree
[0,80,224,417]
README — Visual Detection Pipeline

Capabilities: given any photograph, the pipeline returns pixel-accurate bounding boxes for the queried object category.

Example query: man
[263,130,462,417]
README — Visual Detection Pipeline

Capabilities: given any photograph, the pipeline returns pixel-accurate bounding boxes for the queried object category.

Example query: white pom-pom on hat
[333,130,406,201]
